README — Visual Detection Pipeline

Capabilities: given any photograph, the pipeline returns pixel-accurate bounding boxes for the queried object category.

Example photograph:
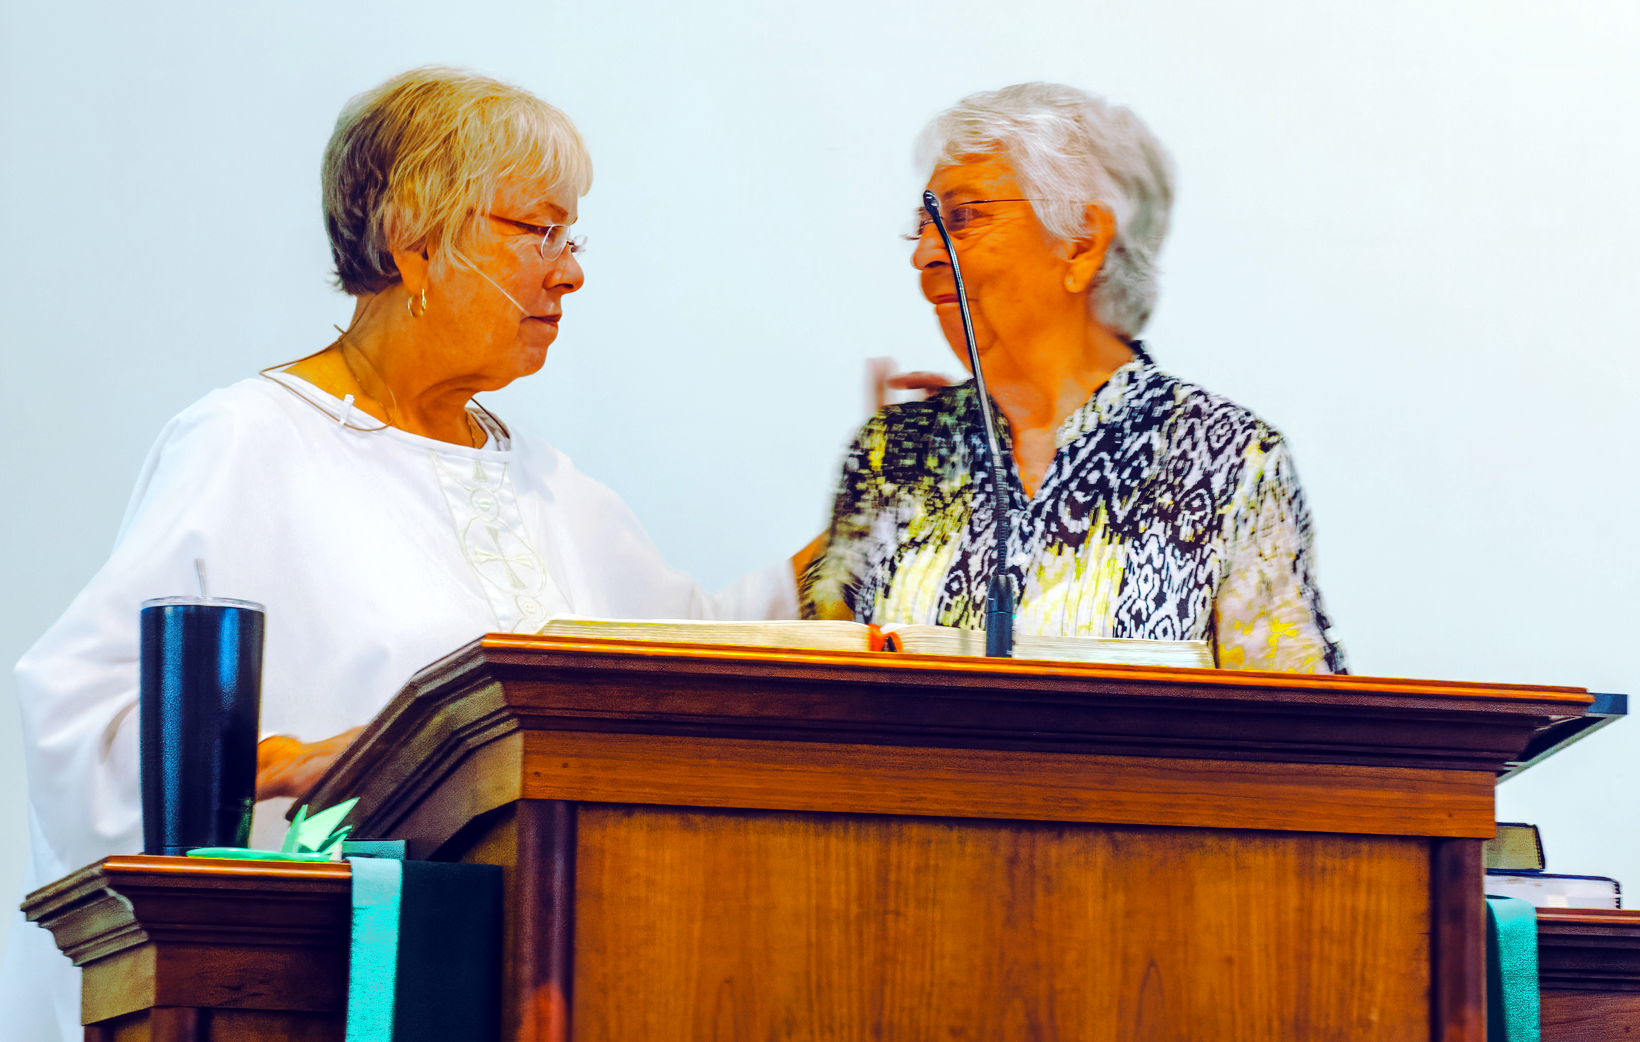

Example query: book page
[539,615,874,652]
[883,624,1213,668]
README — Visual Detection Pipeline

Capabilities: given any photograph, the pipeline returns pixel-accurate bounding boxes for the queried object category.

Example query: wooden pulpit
[319,636,1585,1041]
[26,636,1593,1041]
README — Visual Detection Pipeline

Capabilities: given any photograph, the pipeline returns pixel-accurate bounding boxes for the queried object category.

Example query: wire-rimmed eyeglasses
[490,214,587,260]
[903,198,1046,241]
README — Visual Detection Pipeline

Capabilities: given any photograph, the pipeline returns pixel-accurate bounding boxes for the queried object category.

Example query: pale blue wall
[2,0,1637,947]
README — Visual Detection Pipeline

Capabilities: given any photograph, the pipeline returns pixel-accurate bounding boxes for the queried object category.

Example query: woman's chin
[487,345,549,388]
[518,344,551,377]
[936,312,970,355]
[517,324,557,366]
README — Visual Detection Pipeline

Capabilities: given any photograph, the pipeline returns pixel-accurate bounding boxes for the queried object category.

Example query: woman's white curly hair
[918,83,1175,339]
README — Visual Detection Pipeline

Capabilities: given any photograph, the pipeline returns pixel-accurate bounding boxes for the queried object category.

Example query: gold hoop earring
[407,287,427,319]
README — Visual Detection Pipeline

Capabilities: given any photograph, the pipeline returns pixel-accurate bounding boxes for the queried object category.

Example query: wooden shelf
[23,855,350,1038]
[1537,907,1640,1041]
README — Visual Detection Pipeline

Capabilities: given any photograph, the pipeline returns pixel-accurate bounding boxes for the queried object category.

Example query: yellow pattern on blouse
[800,352,1345,674]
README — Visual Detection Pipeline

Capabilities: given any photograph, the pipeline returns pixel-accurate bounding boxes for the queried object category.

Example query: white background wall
[2,0,1636,952]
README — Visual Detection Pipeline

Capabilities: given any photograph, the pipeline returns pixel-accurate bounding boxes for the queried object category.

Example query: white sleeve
[12,393,264,875]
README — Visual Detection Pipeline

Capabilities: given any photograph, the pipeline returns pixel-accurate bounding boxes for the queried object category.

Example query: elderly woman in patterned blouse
[801,83,1345,673]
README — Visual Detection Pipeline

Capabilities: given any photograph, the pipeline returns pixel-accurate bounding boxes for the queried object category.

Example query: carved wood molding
[1537,908,1640,993]
[23,855,351,966]
[473,635,1590,709]
[296,636,1585,857]
[24,856,353,1024]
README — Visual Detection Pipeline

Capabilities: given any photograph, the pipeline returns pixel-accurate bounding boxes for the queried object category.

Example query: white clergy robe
[1,371,797,1041]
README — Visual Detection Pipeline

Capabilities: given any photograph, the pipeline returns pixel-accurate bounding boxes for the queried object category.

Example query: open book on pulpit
[539,614,1215,669]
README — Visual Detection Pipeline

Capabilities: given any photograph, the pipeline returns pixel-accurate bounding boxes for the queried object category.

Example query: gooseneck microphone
[922,191,1015,657]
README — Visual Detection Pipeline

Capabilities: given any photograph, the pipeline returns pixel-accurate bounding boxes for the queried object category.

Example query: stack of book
[1483,822,1621,909]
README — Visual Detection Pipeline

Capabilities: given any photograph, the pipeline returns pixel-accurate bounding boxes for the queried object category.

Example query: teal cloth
[346,856,403,1042]
[1486,895,1540,1042]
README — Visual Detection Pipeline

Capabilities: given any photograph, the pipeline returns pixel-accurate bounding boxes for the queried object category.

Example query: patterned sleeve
[1213,432,1347,673]
[799,417,888,621]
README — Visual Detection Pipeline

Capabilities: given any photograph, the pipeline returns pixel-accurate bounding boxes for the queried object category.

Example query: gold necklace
[336,331,485,449]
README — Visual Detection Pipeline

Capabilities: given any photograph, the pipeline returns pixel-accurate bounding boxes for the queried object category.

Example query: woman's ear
[1064,205,1116,295]
[389,247,431,298]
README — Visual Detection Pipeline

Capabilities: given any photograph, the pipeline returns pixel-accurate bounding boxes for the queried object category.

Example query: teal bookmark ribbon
[346,856,403,1042]
[1485,895,1541,1042]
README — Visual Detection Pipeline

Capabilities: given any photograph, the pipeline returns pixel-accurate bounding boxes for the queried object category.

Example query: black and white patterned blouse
[800,349,1346,673]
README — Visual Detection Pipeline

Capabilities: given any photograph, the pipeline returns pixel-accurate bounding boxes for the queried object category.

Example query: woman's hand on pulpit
[255,726,366,801]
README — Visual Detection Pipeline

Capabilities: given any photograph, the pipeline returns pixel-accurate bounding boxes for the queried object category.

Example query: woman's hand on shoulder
[255,726,366,801]
[867,357,953,413]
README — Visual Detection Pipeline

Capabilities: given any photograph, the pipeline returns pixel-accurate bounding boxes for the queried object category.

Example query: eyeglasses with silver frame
[903,198,1047,242]
[489,214,587,260]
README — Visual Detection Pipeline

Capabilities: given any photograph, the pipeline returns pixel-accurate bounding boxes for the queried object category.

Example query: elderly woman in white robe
[1,66,797,1040]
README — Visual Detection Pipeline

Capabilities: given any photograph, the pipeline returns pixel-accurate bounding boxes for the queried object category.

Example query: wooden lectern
[302,636,1582,1042]
[25,636,1592,1041]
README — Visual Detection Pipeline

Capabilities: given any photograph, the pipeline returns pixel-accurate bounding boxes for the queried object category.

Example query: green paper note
[282,803,309,853]
[298,797,360,851]
[186,847,333,862]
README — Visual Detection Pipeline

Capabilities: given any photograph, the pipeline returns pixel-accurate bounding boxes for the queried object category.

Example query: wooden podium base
[456,800,1438,1040]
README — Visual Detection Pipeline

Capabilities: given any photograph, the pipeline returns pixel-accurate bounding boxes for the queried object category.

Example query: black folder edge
[1498,691,1627,781]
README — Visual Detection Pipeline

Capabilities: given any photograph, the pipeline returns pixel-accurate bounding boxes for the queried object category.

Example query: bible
[538,615,1214,669]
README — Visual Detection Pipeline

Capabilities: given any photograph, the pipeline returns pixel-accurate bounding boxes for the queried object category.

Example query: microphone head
[921,190,942,221]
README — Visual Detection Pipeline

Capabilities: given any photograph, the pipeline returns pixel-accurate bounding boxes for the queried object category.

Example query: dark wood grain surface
[514,729,1494,831]
[572,805,1432,1042]
[1538,907,1640,1041]
[1538,907,1640,991]
[363,726,1498,861]
[1431,839,1487,1042]
[1540,993,1640,1041]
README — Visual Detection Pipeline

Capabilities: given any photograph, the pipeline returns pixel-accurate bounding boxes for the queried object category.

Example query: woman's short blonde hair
[322,66,593,296]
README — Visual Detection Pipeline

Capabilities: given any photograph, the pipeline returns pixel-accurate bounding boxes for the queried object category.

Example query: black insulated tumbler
[139,596,265,856]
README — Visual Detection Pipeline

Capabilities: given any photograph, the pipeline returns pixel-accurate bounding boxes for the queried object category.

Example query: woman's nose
[911,225,950,271]
[548,251,585,292]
